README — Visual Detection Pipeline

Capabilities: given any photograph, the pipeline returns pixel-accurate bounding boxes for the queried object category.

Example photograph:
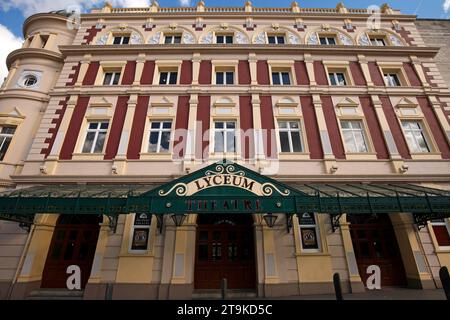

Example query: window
[268,35,285,44]
[298,213,320,251]
[130,213,152,251]
[23,75,38,87]
[103,72,121,85]
[401,121,430,153]
[214,121,236,153]
[0,126,16,161]
[329,72,347,86]
[215,71,234,85]
[216,34,233,44]
[430,219,450,247]
[81,121,109,153]
[341,120,369,153]
[272,71,291,85]
[278,121,303,153]
[319,36,337,45]
[148,121,172,153]
[159,71,177,85]
[384,73,401,87]
[113,35,130,45]
[164,34,182,44]
[370,37,386,46]
[40,35,49,48]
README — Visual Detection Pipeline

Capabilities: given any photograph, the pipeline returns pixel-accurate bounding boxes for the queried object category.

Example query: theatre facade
[0,2,450,299]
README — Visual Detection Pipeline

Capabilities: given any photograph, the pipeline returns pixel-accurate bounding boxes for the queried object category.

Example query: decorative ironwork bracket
[19,222,32,232]
[286,213,293,233]
[413,213,450,230]
[156,215,164,234]
[330,214,343,233]
[107,215,118,233]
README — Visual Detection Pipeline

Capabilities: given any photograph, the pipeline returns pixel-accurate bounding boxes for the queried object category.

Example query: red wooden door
[348,214,407,287]
[41,215,101,289]
[194,215,256,289]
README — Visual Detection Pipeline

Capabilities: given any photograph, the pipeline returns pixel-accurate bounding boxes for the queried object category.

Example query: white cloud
[179,0,191,7]
[0,24,23,85]
[444,0,450,12]
[1,0,150,17]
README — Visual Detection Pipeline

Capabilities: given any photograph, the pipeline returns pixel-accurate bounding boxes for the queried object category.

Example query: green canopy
[0,162,449,231]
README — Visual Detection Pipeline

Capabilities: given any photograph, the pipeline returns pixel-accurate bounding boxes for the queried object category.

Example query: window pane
[159,72,168,84]
[319,37,327,45]
[100,122,109,130]
[164,36,172,44]
[289,122,299,129]
[216,72,224,84]
[103,73,112,85]
[226,122,235,129]
[329,73,337,85]
[82,132,95,153]
[122,37,130,44]
[226,72,234,84]
[162,121,172,129]
[337,73,346,85]
[279,132,290,152]
[112,73,120,85]
[415,132,430,152]
[0,138,11,161]
[169,72,177,84]
[272,73,281,85]
[214,131,224,152]
[174,36,181,44]
[268,36,275,44]
[328,37,336,45]
[278,121,287,129]
[281,72,291,85]
[277,36,285,44]
[354,132,368,152]
[291,132,303,152]
[215,122,224,129]
[216,35,224,43]
[341,121,350,129]
[148,132,159,153]
[93,132,106,153]
[226,131,235,152]
[113,37,121,44]
[226,36,233,44]
[343,131,356,152]
[160,131,171,152]
[1,127,15,134]
[151,122,161,129]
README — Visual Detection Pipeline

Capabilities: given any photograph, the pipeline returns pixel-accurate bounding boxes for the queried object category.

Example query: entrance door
[41,214,102,289]
[348,214,406,287]
[194,214,256,290]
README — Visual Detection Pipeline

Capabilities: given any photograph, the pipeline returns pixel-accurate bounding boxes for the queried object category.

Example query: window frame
[211,120,238,154]
[297,213,322,253]
[429,219,450,249]
[102,71,121,85]
[112,34,131,45]
[271,70,292,85]
[164,33,182,44]
[276,120,304,153]
[128,213,153,253]
[328,72,348,86]
[215,33,234,44]
[158,70,178,85]
[318,34,338,45]
[80,120,110,154]
[267,33,286,44]
[146,119,173,154]
[400,120,432,154]
[0,126,16,161]
[339,119,370,153]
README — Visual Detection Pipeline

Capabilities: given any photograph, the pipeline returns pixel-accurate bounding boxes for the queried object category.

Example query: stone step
[192,289,257,299]
[26,289,84,300]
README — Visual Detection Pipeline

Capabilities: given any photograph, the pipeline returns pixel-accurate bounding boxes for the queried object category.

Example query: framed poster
[131,228,150,250]
[300,227,319,250]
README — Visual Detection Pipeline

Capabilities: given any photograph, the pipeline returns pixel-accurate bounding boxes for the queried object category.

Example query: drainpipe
[7,223,36,300]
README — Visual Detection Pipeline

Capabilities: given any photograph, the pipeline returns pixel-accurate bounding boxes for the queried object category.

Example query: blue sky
[0,0,449,82]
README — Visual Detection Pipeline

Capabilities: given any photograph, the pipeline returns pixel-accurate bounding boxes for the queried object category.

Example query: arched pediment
[306,26,354,45]
[356,29,406,46]
[94,25,144,45]
[147,25,196,44]
[199,25,250,44]
[252,26,302,44]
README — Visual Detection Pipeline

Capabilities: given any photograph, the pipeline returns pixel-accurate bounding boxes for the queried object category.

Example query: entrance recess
[41,214,102,289]
[348,214,407,287]
[194,214,256,289]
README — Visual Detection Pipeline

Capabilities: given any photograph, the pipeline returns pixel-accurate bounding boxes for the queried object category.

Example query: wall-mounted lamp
[171,213,187,227]
[263,213,278,228]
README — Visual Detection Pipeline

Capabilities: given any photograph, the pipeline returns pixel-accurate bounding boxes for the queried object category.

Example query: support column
[249,53,258,85]
[251,94,265,169]
[112,94,137,174]
[390,213,435,289]
[183,94,198,172]
[132,54,146,86]
[427,95,450,143]
[192,53,201,85]
[262,225,280,297]
[43,33,58,51]
[312,95,336,173]
[370,95,405,173]
[0,61,19,89]
[304,54,317,86]
[75,55,92,87]
[410,55,431,88]
[44,95,78,174]
[340,215,365,293]
[10,214,58,299]
[358,54,374,87]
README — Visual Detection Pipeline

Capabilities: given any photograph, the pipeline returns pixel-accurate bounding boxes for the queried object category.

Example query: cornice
[59,44,439,58]
[6,48,64,69]
[23,13,72,38]
[79,12,417,22]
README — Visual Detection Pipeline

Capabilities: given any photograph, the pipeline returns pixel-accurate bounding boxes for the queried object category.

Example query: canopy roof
[0,162,449,229]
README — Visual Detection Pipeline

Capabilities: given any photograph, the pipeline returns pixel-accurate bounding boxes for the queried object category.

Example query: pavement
[273,287,448,300]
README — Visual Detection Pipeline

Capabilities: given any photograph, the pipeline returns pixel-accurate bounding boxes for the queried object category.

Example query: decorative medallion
[182,32,195,44]
[201,31,213,44]
[235,31,249,44]
[287,32,300,44]
[307,33,319,45]
[389,34,403,46]
[339,33,353,45]
[254,31,266,44]
[358,33,370,46]
[148,32,162,44]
